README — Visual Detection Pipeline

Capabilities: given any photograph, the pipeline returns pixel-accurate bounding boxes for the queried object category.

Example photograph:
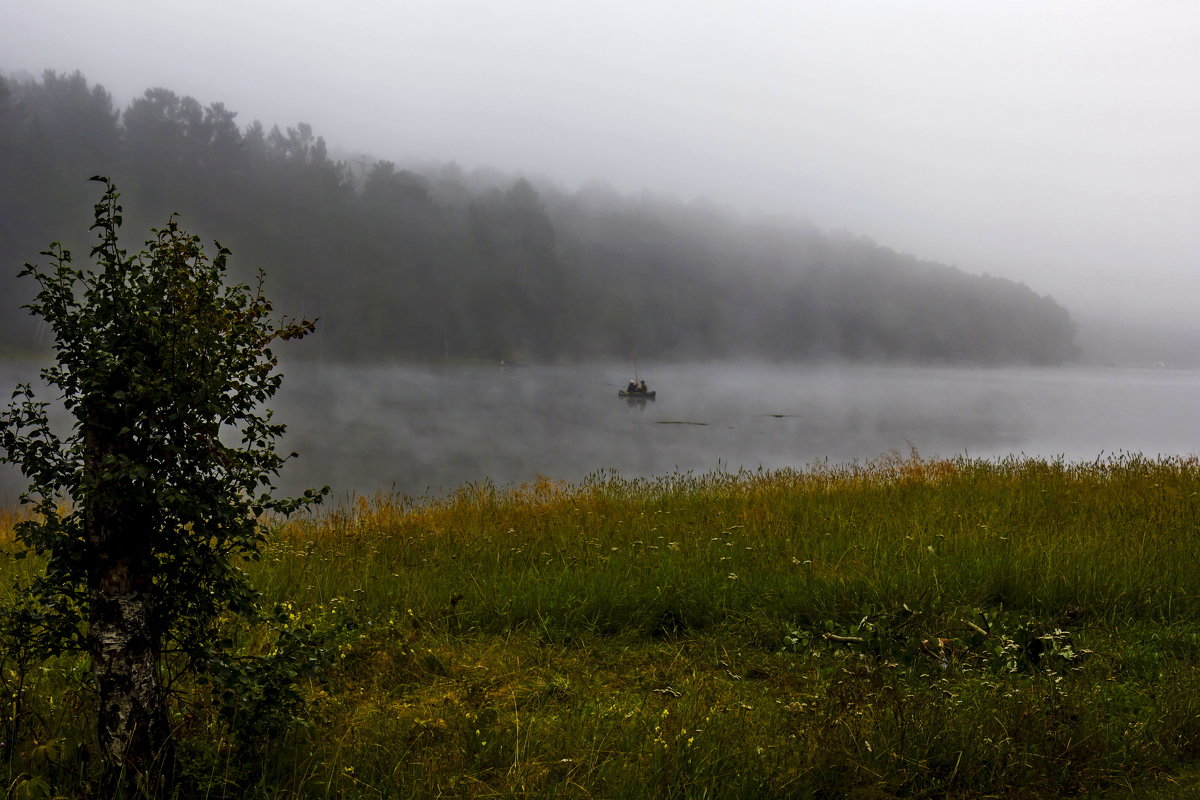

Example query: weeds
[2,453,1200,797]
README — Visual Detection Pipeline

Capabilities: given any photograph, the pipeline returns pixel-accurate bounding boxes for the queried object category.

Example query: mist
[5,360,1197,507]
[235,361,1200,500]
[275,361,1200,501]
[3,1,1200,350]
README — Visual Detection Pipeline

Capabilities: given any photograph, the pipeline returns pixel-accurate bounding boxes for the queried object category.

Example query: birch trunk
[85,415,173,795]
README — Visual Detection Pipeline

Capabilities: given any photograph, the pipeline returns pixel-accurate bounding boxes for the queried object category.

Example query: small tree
[0,177,325,793]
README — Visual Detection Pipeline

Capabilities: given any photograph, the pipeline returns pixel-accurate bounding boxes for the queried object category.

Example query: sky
[3,0,1198,336]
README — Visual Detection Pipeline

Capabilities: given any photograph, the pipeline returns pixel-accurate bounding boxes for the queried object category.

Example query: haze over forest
[0,69,1083,364]
[1,2,1198,365]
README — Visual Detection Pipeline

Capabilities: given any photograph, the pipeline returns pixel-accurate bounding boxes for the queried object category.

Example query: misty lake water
[2,361,1199,506]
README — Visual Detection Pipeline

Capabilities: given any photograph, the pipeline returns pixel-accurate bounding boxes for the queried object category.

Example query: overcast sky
[3,0,1198,331]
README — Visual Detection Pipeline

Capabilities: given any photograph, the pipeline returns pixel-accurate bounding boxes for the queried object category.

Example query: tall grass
[261,452,1200,634]
[3,452,1200,797]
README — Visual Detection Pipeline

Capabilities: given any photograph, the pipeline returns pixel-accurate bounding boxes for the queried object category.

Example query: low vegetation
[3,452,1200,798]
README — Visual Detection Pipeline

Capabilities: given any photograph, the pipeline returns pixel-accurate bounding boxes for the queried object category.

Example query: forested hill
[0,70,1079,363]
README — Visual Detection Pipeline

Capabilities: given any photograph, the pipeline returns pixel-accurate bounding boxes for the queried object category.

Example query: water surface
[2,361,1198,505]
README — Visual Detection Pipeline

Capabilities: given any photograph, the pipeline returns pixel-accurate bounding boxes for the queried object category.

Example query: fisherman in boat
[627,380,639,393]
[638,380,648,393]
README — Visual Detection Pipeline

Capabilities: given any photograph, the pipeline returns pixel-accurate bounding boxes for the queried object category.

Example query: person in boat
[637,380,649,393]
[627,380,639,393]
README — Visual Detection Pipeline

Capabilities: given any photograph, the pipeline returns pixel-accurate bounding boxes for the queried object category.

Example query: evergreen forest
[0,69,1079,364]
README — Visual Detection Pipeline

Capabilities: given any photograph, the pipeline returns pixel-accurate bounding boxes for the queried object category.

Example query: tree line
[0,69,1079,364]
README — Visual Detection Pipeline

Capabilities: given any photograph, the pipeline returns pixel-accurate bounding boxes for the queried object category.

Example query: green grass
[3,452,1200,798]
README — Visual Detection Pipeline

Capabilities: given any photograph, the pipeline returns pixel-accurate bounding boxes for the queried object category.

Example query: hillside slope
[0,70,1078,363]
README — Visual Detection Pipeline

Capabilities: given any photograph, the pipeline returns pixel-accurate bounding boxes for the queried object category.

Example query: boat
[619,389,656,399]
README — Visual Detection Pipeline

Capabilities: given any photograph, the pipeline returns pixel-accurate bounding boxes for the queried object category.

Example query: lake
[2,361,1198,506]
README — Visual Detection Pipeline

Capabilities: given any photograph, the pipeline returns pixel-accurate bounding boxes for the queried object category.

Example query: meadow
[3,451,1200,798]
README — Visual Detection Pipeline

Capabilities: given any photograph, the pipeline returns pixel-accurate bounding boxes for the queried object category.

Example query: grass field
[3,451,1200,798]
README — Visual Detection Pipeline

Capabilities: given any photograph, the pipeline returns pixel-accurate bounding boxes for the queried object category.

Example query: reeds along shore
[3,452,1200,798]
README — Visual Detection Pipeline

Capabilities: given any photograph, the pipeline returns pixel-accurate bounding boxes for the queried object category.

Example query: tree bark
[85,415,174,795]
[89,587,173,791]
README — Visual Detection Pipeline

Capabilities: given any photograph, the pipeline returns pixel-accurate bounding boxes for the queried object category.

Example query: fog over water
[5,361,1196,507]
